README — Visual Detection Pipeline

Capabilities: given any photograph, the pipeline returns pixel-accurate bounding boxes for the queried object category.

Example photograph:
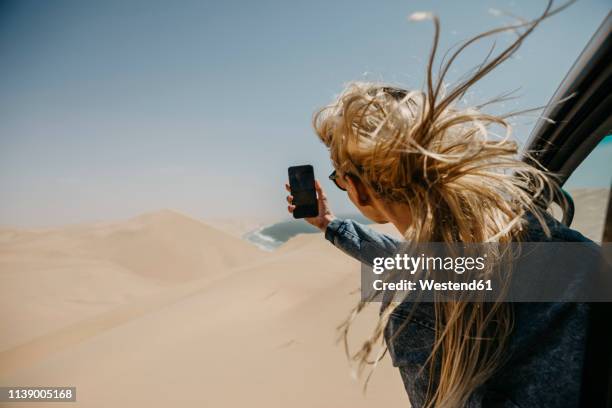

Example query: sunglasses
[328,170,347,191]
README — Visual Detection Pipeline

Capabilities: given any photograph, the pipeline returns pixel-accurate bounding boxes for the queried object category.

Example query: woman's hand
[285,180,336,232]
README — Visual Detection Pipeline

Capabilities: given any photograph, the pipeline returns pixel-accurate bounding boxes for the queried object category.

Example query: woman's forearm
[324,218,402,266]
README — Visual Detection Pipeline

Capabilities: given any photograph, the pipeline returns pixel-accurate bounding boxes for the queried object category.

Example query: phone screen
[288,165,319,219]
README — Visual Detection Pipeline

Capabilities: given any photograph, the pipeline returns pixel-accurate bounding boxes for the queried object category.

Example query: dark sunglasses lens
[331,173,346,191]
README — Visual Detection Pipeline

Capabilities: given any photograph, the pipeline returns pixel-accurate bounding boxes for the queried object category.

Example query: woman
[285,2,601,407]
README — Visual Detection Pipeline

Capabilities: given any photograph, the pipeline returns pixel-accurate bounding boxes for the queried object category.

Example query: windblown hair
[312,2,571,407]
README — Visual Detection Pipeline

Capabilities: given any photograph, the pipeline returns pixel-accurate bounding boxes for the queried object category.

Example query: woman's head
[328,166,391,224]
[312,2,570,407]
[313,81,557,243]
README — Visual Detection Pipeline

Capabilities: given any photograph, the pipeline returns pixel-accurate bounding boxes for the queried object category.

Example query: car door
[524,12,611,238]
[522,12,611,408]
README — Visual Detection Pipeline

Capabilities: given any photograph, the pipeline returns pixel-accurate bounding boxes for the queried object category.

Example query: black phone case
[288,165,319,219]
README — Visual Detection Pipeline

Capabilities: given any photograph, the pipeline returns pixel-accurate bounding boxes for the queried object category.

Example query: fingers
[285,184,294,213]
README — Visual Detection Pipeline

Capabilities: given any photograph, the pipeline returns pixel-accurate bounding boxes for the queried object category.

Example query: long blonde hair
[312,2,570,407]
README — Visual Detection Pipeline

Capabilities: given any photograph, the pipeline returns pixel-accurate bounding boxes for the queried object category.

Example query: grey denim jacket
[324,216,594,408]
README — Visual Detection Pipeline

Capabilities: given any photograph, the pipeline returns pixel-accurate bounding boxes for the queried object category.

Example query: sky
[0,0,610,227]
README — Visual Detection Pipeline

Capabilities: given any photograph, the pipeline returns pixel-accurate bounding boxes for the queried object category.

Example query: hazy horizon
[1,0,610,227]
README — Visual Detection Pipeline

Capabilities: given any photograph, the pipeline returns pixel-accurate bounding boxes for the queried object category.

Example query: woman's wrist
[319,214,336,231]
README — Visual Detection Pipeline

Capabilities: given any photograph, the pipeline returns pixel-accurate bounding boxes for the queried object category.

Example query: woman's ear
[345,175,372,207]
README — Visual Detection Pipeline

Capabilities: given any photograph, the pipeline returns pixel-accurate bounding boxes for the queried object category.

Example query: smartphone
[288,165,319,219]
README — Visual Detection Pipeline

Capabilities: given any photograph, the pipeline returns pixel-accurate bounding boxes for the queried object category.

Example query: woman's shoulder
[522,212,592,243]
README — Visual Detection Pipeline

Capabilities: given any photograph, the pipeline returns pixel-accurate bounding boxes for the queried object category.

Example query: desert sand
[567,188,609,242]
[0,188,607,408]
[0,210,408,408]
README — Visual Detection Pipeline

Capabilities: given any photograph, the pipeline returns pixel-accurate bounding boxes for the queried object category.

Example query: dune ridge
[0,210,408,407]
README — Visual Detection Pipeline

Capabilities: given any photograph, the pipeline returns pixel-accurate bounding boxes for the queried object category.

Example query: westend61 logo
[372,253,487,275]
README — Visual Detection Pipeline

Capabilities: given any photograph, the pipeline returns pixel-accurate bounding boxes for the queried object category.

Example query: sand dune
[568,188,609,242]
[0,189,607,407]
[203,216,276,238]
[0,212,408,407]
[0,210,264,351]
[0,185,608,408]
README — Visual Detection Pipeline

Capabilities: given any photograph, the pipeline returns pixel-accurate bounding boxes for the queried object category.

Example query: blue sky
[0,0,609,226]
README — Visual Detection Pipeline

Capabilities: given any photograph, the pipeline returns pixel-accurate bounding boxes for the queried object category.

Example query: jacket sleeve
[324,218,402,266]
